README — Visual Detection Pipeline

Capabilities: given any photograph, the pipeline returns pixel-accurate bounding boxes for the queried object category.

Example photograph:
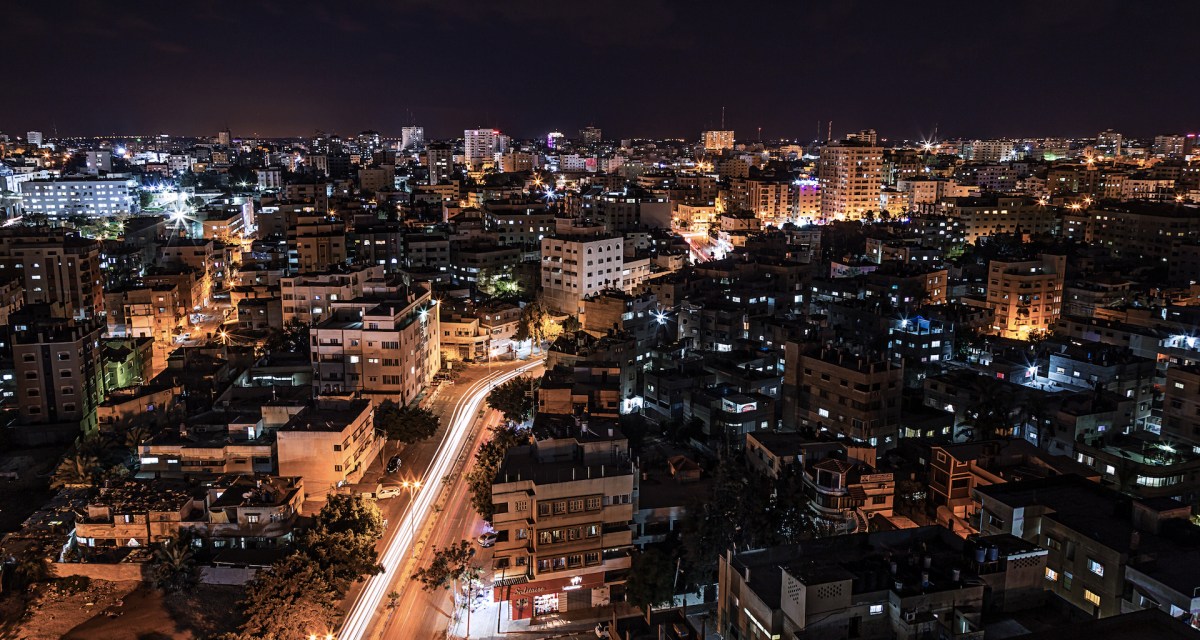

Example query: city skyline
[7,0,1200,140]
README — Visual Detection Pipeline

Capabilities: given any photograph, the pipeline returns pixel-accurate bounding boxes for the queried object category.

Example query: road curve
[340,361,540,640]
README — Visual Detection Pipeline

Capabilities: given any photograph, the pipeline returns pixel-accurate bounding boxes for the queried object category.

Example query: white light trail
[339,362,539,640]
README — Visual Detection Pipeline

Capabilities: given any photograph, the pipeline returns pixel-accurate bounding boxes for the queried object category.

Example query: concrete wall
[52,562,258,585]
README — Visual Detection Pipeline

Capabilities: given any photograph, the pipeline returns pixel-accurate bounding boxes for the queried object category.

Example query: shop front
[493,572,606,621]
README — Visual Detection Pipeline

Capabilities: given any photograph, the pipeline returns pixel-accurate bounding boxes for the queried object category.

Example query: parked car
[386,455,402,473]
[477,532,497,548]
[376,486,402,499]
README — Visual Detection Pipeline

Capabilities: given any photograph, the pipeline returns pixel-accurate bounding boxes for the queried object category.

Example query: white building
[20,177,139,217]
[85,151,112,175]
[464,128,506,169]
[257,167,283,190]
[26,131,43,146]
[401,126,425,151]
[540,233,624,315]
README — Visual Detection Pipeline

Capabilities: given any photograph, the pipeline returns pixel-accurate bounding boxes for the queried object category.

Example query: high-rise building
[11,307,106,433]
[217,128,232,147]
[964,139,1015,162]
[985,254,1065,340]
[464,128,502,169]
[702,130,734,152]
[818,140,884,221]
[1096,128,1123,156]
[0,228,103,320]
[579,126,602,144]
[546,131,564,149]
[26,131,43,146]
[401,126,424,151]
[20,177,140,218]
[425,143,454,185]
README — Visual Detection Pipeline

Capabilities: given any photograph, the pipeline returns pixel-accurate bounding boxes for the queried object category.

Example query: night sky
[7,0,1199,141]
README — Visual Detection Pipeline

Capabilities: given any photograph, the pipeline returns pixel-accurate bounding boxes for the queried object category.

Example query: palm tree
[50,453,101,489]
[150,534,199,593]
[962,377,1018,441]
[11,555,51,589]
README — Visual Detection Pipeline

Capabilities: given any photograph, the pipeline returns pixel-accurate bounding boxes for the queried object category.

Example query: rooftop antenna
[721,106,726,130]
[827,121,833,142]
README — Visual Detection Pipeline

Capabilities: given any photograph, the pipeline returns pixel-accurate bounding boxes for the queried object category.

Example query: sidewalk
[447,601,641,639]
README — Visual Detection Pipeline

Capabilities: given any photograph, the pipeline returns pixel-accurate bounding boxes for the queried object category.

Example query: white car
[376,486,402,499]
[477,532,497,547]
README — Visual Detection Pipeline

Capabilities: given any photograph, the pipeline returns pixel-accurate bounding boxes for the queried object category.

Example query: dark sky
[6,0,1198,141]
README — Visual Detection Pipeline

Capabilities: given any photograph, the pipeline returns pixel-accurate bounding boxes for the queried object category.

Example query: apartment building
[943,196,1056,244]
[717,526,1046,640]
[1083,203,1200,261]
[783,343,904,449]
[276,398,382,497]
[977,475,1200,627]
[103,284,185,371]
[702,130,734,152]
[540,233,624,316]
[0,228,103,320]
[490,418,637,621]
[985,254,1065,340]
[819,140,884,221]
[484,200,555,248]
[309,286,440,404]
[20,177,139,217]
[288,213,348,273]
[464,128,504,169]
[11,307,106,436]
[279,264,385,325]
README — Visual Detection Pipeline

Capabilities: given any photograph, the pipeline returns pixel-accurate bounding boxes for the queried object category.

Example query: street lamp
[400,479,422,557]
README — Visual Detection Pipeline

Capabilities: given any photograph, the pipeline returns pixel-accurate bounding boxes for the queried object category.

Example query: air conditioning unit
[902,610,918,623]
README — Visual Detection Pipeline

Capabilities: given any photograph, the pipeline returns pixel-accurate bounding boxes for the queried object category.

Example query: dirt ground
[0,447,63,534]
[2,580,243,640]
[2,579,138,640]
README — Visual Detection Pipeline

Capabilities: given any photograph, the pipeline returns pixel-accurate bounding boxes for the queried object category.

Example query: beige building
[12,309,107,435]
[280,264,385,325]
[0,228,103,320]
[819,141,884,221]
[310,286,440,404]
[276,398,382,497]
[783,343,904,449]
[490,418,636,621]
[104,284,185,372]
[702,130,734,152]
[985,254,1065,340]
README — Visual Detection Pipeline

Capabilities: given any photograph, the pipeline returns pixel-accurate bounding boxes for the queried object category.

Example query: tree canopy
[411,539,478,592]
[374,400,440,443]
[465,425,529,520]
[486,376,538,424]
[624,547,678,610]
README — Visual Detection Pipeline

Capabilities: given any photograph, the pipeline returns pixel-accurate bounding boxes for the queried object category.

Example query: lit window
[1087,559,1104,577]
[869,604,883,615]
[1084,590,1100,607]
[1045,568,1058,582]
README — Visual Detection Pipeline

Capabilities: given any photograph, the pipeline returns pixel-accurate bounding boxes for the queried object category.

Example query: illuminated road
[339,360,541,640]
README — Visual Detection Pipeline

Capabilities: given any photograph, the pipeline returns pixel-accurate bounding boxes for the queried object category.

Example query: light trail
[339,361,539,640]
